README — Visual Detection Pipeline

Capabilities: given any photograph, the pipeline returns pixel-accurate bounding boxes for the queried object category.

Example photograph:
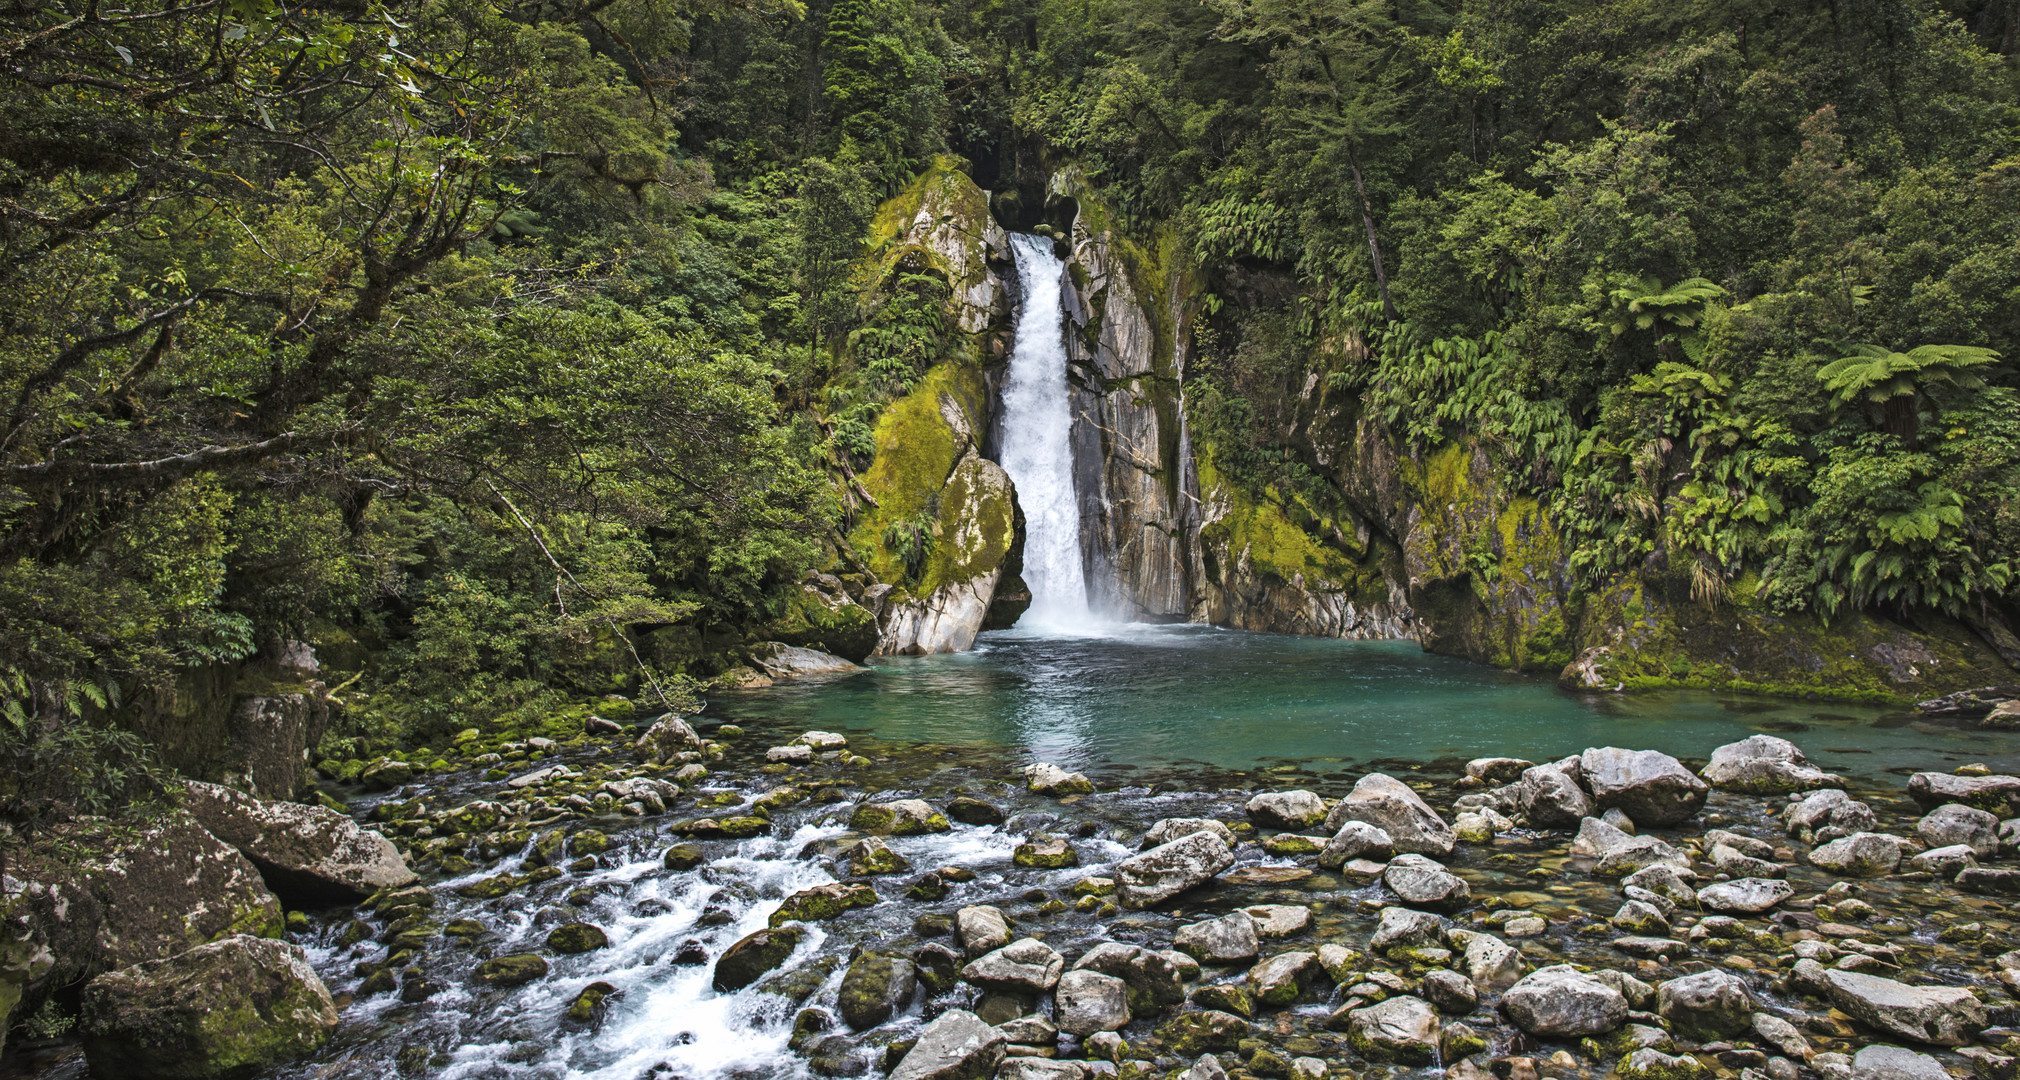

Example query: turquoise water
[715,624,2020,779]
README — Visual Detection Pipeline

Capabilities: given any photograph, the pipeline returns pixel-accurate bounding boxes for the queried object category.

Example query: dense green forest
[2,0,2016,814]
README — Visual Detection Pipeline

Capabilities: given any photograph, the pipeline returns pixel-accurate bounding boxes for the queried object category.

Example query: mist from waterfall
[999,233,1092,631]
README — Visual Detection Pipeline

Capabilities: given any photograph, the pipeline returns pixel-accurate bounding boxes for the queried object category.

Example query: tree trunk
[1346,147,1399,323]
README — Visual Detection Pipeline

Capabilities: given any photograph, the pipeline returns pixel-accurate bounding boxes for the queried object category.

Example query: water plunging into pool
[997,233,1091,632]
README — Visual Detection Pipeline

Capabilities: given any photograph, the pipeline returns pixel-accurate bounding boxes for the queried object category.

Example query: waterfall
[999,233,1091,629]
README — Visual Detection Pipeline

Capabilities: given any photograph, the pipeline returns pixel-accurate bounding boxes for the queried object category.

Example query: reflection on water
[715,625,2020,780]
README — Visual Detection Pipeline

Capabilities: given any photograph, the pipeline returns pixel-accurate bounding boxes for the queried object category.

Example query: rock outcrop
[79,934,337,1079]
[182,781,415,905]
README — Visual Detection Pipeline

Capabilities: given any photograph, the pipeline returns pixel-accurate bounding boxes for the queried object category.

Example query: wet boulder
[1245,904,1311,938]
[1809,833,1904,877]
[1657,969,1754,1039]
[547,923,608,954]
[1908,772,2020,815]
[1141,817,1236,849]
[1696,878,1792,914]
[1517,758,1594,828]
[1459,933,1525,991]
[1617,1049,1710,1080]
[1115,830,1234,908]
[1917,803,2000,857]
[1055,969,1130,1035]
[182,781,415,905]
[1070,943,1185,1010]
[945,797,1005,826]
[633,714,704,763]
[956,905,1011,957]
[1422,969,1478,1014]
[1465,758,1534,784]
[1700,735,1845,793]
[1382,854,1470,912]
[1501,964,1628,1037]
[1785,788,1877,844]
[1246,790,1328,830]
[1323,774,1454,856]
[1345,995,1440,1063]
[1579,748,1709,826]
[1908,844,1978,879]
[849,799,951,835]
[848,836,914,876]
[771,882,878,926]
[473,954,550,987]
[79,935,337,1080]
[714,926,805,992]
[1369,906,1444,953]
[1023,763,1094,796]
[888,1009,1006,1080]
[1174,911,1260,965]
[1012,836,1079,869]
[1317,820,1393,869]
[1793,960,1985,1045]
[766,745,814,764]
[839,952,917,1029]
[1851,1045,1952,1080]
[962,938,1063,993]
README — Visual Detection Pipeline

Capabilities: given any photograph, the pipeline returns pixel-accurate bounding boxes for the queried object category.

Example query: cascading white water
[999,234,1091,629]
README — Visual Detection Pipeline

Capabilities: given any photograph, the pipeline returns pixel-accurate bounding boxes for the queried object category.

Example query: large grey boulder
[1382,854,1471,912]
[1501,964,1628,1036]
[1024,763,1095,796]
[1323,774,1455,856]
[1070,943,1185,1009]
[1115,830,1234,909]
[1369,906,1444,952]
[1345,995,1440,1063]
[1908,772,2020,815]
[1700,735,1844,793]
[633,713,703,763]
[1696,877,1791,913]
[1917,803,2000,857]
[1908,844,1979,879]
[1517,758,1594,828]
[956,905,1011,957]
[888,1009,1007,1080]
[1141,818,1237,850]
[962,938,1063,993]
[1173,912,1258,964]
[1246,789,1328,830]
[1459,933,1525,991]
[1317,821,1393,869]
[1055,969,1130,1035]
[1785,788,1878,844]
[1851,1045,1953,1080]
[1657,969,1754,1038]
[1578,748,1709,826]
[80,935,337,1080]
[1794,960,1986,1045]
[1809,832,1904,877]
[182,781,415,905]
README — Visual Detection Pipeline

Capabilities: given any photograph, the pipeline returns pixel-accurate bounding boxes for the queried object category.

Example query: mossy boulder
[472,954,550,988]
[769,587,881,664]
[838,952,918,1030]
[569,830,612,856]
[770,882,878,927]
[1013,837,1080,869]
[848,837,913,876]
[713,926,805,993]
[848,799,951,836]
[547,923,609,955]
[663,843,705,871]
[79,935,338,1079]
[566,980,618,1024]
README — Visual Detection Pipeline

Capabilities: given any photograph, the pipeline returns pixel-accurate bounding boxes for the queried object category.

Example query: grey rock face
[1247,951,1320,1005]
[1246,789,1329,830]
[1055,969,1130,1035]
[1323,773,1454,856]
[1794,960,1986,1046]
[79,935,337,1080]
[1518,758,1594,828]
[1421,969,1478,1013]
[1917,803,2000,856]
[1382,854,1471,911]
[1501,964,1629,1037]
[1700,735,1845,793]
[182,780,414,905]
[1657,969,1755,1038]
[1173,912,1259,964]
[1907,772,2020,815]
[1369,906,1444,952]
[1908,843,1979,879]
[1578,747,1709,826]
[962,938,1064,993]
[888,1009,1007,1080]
[1459,934,1525,991]
[1317,821,1394,869]
[1785,788,1878,844]
[1696,878,1793,914]
[1115,830,1234,908]
[1809,832,1904,877]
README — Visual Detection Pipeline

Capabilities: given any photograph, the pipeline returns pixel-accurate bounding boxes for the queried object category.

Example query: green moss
[769,882,878,927]
[1190,984,1254,1018]
[546,923,609,954]
[767,587,880,662]
[847,359,989,586]
[472,954,549,987]
[568,829,611,856]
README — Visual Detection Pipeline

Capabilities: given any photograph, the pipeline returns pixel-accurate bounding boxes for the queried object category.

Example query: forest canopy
[2,0,2016,810]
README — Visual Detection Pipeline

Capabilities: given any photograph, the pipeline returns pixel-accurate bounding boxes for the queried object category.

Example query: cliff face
[838,161,2017,701]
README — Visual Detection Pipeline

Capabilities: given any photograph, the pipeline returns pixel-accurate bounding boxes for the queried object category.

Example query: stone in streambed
[1155,1009,1248,1056]
[1174,912,1259,964]
[888,1009,1006,1080]
[474,953,551,988]
[1013,836,1078,869]
[1024,763,1094,796]
[1907,771,2020,815]
[1501,964,1628,1037]
[849,799,950,836]
[962,938,1063,993]
[1141,817,1236,849]
[1370,906,1443,952]
[771,882,877,926]
[1244,904,1310,938]
[79,935,337,1080]
[1792,959,1985,1046]
[662,843,705,870]
[181,781,415,905]
[1070,942,1185,1010]
[1697,877,1792,913]
[1323,774,1454,856]
[1422,969,1478,1013]
[945,797,1005,825]
[1466,757,1534,783]
[1616,1048,1711,1080]
[1958,866,2020,894]
[1917,803,2000,857]
[547,923,608,954]
[1345,995,1440,1063]
[1317,820,1393,869]
[1700,735,1844,793]
[1055,969,1130,1035]
[1246,951,1319,1005]
[838,952,917,1030]
[1518,757,1594,828]
[1785,788,1877,844]
[1190,983,1253,1018]
[848,835,913,875]
[1114,830,1233,908]
[1809,832,1904,877]
[713,926,804,992]
[1657,969,1754,1039]
[1458,933,1525,991]
[956,905,1011,956]
[1383,854,1470,911]
[633,713,704,763]
[1246,790,1328,830]
[1851,1045,1953,1080]
[1578,747,1709,826]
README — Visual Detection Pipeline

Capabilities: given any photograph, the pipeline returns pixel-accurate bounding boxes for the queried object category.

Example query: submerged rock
[1701,734,1845,793]
[1114,830,1234,908]
[1323,773,1454,856]
[79,935,337,1080]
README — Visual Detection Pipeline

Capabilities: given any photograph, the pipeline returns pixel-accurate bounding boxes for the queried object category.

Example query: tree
[1819,344,2000,442]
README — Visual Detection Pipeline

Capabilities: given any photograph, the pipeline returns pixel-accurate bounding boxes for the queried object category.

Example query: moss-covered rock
[569,829,611,856]
[713,926,805,993]
[79,935,338,1080]
[768,587,881,664]
[769,882,878,927]
[546,923,609,955]
[565,980,618,1025]
[662,843,705,871]
[472,954,550,988]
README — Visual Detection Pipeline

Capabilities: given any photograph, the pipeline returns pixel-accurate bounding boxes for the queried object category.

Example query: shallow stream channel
[114,630,2020,1079]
